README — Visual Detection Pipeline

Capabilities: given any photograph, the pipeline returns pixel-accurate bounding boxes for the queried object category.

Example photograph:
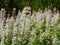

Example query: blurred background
[0,0,60,14]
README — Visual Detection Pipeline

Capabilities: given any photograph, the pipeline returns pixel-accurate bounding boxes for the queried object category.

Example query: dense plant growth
[0,7,60,45]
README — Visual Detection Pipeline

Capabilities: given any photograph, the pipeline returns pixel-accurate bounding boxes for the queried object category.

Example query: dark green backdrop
[0,0,60,14]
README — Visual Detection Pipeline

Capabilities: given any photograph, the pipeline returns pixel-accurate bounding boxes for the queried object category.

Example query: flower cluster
[0,7,60,45]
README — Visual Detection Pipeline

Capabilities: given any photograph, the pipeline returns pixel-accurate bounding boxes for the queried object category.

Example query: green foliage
[0,0,60,14]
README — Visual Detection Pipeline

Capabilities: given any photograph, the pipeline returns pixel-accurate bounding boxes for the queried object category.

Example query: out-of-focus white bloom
[22,7,31,18]
[17,10,21,19]
[40,32,49,42]
[11,36,17,45]
[29,28,36,45]
[52,35,59,45]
